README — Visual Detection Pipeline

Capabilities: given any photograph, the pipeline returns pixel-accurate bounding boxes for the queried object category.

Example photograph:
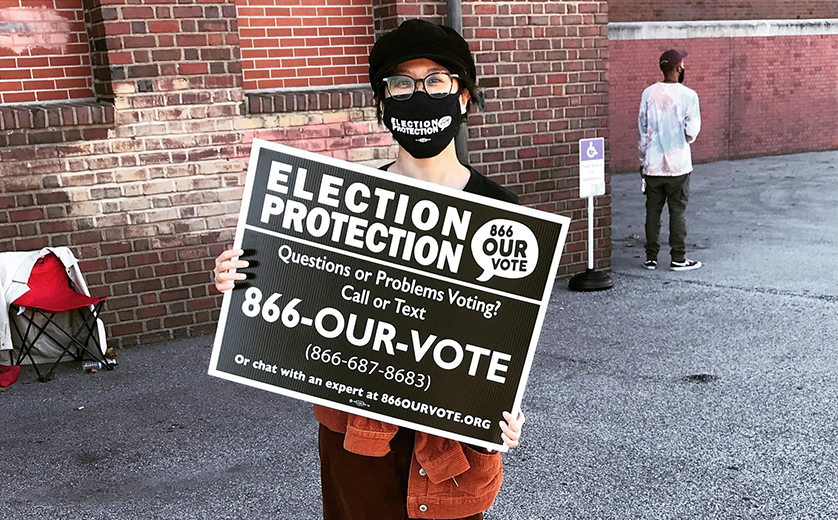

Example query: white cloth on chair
[0,247,108,362]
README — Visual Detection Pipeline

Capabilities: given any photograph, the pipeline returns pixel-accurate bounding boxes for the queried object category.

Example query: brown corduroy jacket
[314,405,504,519]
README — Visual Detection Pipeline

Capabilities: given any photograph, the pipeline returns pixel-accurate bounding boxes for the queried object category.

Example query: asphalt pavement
[2,151,837,519]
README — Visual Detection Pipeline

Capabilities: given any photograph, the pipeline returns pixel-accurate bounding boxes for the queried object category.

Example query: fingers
[215,281,236,292]
[214,269,247,292]
[499,410,525,449]
[215,248,244,266]
[216,260,249,277]
[213,248,248,292]
[215,269,247,283]
[503,410,525,430]
[500,432,517,448]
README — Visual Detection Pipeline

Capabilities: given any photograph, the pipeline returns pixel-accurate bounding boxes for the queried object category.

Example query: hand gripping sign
[209,139,570,451]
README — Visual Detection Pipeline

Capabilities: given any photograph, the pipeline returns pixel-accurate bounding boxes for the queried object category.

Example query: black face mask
[678,68,685,84]
[383,92,462,159]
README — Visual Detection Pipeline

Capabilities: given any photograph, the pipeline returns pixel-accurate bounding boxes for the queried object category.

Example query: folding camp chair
[9,253,110,381]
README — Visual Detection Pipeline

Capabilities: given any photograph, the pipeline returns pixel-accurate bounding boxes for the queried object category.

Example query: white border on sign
[208,139,571,452]
[579,137,606,198]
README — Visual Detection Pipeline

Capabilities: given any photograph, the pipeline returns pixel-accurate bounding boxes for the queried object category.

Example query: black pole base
[568,269,614,292]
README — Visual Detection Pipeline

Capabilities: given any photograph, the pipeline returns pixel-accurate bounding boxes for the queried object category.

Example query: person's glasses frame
[382,72,460,101]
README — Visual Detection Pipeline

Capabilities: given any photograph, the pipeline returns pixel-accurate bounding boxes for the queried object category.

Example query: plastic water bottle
[81,361,103,373]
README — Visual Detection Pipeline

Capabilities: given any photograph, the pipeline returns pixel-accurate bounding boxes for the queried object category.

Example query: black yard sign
[209,139,570,451]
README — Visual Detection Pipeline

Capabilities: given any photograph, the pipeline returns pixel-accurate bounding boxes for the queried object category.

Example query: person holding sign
[214,19,525,520]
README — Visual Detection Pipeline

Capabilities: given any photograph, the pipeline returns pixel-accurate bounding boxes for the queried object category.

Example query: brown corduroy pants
[318,424,484,520]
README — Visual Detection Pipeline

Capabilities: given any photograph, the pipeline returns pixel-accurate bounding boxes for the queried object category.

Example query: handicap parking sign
[578,138,605,198]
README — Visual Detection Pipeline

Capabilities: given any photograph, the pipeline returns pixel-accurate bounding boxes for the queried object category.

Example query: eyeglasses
[382,72,460,101]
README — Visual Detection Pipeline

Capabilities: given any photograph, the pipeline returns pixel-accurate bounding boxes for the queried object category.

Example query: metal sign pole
[569,138,613,291]
[587,195,594,270]
[446,0,469,165]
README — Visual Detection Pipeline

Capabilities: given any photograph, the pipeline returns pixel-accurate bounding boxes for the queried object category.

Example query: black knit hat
[368,19,477,91]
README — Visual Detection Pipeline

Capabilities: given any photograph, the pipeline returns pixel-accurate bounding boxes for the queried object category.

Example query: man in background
[638,49,702,271]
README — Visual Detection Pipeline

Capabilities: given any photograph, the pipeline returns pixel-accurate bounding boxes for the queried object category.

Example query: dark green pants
[644,173,690,263]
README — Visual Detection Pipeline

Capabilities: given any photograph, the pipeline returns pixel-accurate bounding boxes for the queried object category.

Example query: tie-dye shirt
[638,82,701,177]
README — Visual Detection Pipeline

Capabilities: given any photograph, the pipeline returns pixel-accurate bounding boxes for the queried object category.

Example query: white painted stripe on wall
[609,19,838,40]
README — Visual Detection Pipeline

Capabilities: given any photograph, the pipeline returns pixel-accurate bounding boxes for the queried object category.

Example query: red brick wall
[373,0,447,32]
[234,0,611,273]
[1,0,249,346]
[730,35,838,158]
[464,1,610,268]
[1,0,610,348]
[0,0,94,103]
[237,0,374,91]
[610,0,838,22]
[609,34,838,172]
[239,104,394,163]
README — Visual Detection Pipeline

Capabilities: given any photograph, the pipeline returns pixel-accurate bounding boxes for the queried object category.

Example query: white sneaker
[670,259,702,271]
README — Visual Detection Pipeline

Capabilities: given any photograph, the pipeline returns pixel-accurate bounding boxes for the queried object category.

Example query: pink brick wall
[730,36,838,158]
[0,0,94,103]
[609,35,838,172]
